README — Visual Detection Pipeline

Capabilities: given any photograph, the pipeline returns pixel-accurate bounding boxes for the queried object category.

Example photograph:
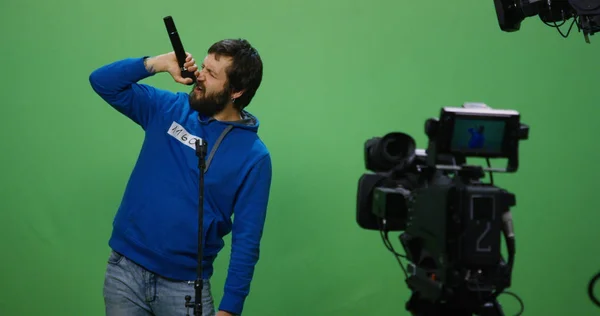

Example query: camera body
[357,103,529,315]
[493,0,600,42]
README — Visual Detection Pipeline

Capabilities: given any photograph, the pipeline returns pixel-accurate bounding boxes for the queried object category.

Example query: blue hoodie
[89,57,272,315]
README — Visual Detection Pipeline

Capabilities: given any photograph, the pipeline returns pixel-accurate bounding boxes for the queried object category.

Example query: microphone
[163,16,196,85]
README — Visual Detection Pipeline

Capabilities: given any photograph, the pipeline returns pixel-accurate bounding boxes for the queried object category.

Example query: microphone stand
[185,138,208,316]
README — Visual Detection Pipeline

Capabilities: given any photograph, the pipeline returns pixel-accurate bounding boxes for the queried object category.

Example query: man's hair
[208,39,263,110]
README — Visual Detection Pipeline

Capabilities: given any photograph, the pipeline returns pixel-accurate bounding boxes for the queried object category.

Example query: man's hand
[144,52,199,85]
[216,311,234,316]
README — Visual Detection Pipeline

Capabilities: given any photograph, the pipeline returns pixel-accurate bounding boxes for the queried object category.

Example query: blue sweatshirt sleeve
[88,57,179,129]
[219,153,273,315]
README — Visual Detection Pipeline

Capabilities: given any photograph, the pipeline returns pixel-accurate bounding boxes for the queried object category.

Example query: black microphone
[163,16,196,85]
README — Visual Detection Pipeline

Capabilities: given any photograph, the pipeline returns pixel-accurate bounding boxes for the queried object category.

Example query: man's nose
[197,70,206,81]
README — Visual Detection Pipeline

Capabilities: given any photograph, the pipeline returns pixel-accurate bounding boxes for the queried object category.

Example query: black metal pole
[185,138,207,316]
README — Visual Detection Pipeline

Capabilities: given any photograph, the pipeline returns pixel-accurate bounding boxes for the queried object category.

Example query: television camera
[493,0,600,43]
[356,103,529,315]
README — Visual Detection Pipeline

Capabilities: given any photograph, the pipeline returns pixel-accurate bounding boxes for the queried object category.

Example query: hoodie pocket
[201,214,223,259]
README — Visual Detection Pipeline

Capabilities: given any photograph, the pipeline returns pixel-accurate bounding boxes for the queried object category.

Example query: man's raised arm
[88,53,198,129]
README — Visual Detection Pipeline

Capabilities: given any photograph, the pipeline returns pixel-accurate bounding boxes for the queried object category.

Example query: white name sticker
[167,121,204,150]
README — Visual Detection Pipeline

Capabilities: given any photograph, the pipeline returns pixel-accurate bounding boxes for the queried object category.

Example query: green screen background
[1,0,598,315]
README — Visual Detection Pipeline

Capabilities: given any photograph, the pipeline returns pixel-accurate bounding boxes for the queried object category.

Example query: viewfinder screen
[450,118,506,155]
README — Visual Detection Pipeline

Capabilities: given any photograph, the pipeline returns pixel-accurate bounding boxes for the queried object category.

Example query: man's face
[189,53,233,116]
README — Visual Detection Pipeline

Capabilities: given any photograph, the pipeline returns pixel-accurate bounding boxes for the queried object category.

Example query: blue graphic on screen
[468,126,485,149]
[450,118,505,154]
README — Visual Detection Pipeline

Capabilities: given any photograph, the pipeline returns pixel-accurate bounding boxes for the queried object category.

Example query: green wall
[1,0,598,315]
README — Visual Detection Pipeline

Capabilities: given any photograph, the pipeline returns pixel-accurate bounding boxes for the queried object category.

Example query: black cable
[588,271,600,308]
[540,15,579,38]
[377,220,405,258]
[377,219,408,279]
[486,158,493,185]
[382,233,408,278]
[498,290,525,316]
[537,0,580,38]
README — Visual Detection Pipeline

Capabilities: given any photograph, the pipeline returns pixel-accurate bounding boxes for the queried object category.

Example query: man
[468,125,486,149]
[89,38,272,316]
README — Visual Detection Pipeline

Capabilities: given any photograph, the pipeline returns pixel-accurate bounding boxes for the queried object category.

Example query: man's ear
[231,89,245,100]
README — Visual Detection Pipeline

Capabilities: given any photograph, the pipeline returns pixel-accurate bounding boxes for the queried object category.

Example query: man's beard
[188,82,231,117]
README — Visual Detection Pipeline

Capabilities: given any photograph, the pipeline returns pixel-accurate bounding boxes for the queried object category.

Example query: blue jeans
[103,250,216,316]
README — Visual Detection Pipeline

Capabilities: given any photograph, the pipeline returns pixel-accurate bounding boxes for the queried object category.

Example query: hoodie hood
[198,110,259,133]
